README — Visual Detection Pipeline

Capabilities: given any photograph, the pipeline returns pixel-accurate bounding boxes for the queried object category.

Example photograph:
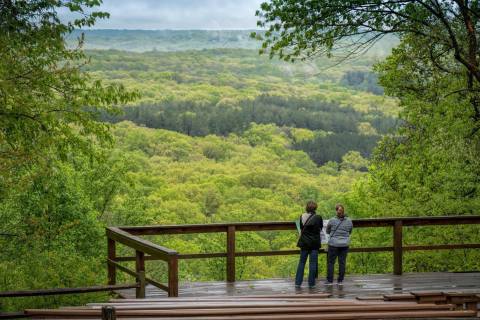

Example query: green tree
[0,0,136,181]
[254,0,480,126]
[356,34,480,215]
[0,1,136,311]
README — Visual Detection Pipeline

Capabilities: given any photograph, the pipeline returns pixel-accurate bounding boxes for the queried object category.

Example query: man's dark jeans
[327,246,349,282]
[295,249,318,287]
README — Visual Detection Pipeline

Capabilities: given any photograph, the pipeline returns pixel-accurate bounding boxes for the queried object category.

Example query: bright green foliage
[0,0,136,311]
[88,48,398,165]
[0,153,113,310]
[353,35,480,216]
[0,1,137,181]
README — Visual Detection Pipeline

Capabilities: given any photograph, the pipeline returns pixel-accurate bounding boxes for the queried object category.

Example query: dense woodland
[89,48,397,164]
[1,1,480,312]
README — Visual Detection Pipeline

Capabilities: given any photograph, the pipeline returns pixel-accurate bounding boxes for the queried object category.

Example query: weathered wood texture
[0,284,139,298]
[106,215,480,297]
[24,291,479,319]
[115,272,480,300]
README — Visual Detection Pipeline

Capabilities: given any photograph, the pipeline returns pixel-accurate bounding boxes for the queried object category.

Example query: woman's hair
[306,201,317,213]
[335,203,344,210]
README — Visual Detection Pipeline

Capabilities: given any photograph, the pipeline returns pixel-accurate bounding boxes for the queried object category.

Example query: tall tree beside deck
[350,35,480,215]
[253,0,480,129]
[0,0,136,312]
[254,0,480,214]
[0,0,136,182]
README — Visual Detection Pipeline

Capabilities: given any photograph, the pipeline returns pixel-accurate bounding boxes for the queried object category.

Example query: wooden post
[137,271,146,299]
[107,238,116,285]
[168,256,179,297]
[135,250,145,298]
[227,225,236,282]
[393,220,403,275]
[102,306,116,320]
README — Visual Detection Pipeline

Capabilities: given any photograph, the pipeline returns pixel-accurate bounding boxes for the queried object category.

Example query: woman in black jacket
[295,201,323,288]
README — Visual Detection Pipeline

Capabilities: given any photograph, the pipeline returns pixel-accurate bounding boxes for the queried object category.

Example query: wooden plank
[117,216,480,236]
[89,301,395,309]
[411,291,444,297]
[107,259,137,278]
[144,277,169,292]
[226,225,236,282]
[86,301,438,311]
[404,244,480,251]
[383,294,415,301]
[71,304,456,317]
[118,219,396,235]
[24,309,476,319]
[443,292,480,297]
[393,220,403,275]
[400,215,480,226]
[0,312,28,319]
[109,293,332,301]
[0,284,138,298]
[120,246,394,261]
[234,247,391,258]
[106,227,177,260]
[25,303,454,315]
[121,224,230,235]
[348,246,394,253]
[355,296,384,300]
[178,252,227,259]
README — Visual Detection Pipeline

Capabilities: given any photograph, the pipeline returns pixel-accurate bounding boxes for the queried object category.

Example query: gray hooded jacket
[326,216,353,247]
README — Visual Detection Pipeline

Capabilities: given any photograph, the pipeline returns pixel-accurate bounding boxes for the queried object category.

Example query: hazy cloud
[63,0,265,29]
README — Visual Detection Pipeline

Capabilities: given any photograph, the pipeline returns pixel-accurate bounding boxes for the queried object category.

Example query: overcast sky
[66,0,265,30]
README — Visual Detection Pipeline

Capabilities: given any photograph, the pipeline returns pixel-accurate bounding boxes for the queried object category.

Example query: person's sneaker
[337,281,343,286]
[323,281,333,286]
[295,285,301,289]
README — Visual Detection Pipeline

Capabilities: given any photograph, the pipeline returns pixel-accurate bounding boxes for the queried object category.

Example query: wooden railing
[106,215,480,297]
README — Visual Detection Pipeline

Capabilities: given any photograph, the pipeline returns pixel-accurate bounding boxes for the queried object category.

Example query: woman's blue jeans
[327,246,349,282]
[295,249,318,287]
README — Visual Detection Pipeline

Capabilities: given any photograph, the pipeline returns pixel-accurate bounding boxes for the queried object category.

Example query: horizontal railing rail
[106,227,179,297]
[119,216,480,235]
[105,215,480,297]
[0,284,139,298]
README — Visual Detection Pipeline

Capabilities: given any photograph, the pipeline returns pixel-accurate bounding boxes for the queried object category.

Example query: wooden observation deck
[106,216,480,298]
[2,215,480,319]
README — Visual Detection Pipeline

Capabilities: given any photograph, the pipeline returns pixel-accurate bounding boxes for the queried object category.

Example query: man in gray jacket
[325,203,353,285]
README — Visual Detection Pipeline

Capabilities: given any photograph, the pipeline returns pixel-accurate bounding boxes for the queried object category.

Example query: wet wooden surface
[115,272,480,299]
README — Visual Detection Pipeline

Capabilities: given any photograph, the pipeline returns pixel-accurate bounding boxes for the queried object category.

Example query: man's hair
[335,203,344,210]
[306,201,317,213]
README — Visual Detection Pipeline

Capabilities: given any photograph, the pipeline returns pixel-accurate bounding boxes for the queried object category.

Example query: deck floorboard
[114,272,480,299]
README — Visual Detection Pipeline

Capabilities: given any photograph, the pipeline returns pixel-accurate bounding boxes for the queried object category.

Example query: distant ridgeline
[69,29,398,54]
[68,29,262,51]
[75,30,400,165]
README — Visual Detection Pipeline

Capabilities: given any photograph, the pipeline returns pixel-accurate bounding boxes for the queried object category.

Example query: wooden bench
[24,293,478,319]
[443,292,480,311]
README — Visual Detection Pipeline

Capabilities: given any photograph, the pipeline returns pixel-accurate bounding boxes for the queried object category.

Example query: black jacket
[296,213,323,250]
